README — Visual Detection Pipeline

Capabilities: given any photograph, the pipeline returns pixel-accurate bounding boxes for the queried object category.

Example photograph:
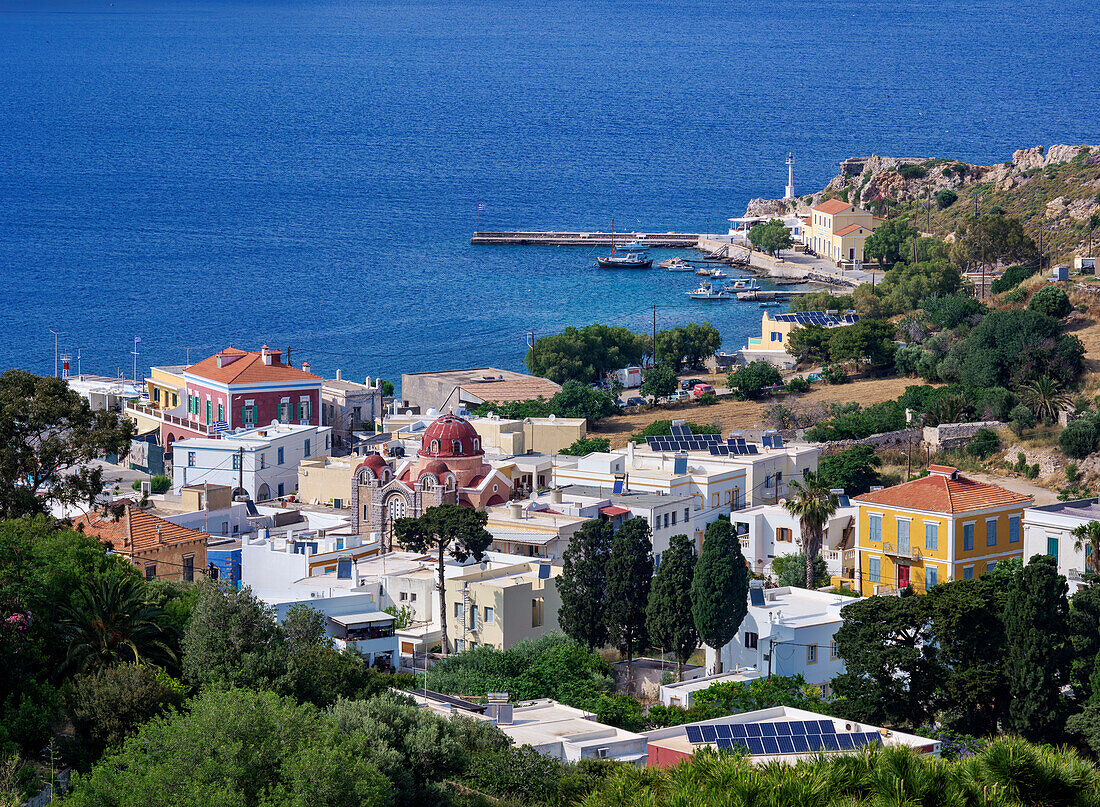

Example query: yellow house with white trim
[806,200,882,264]
[852,466,1032,597]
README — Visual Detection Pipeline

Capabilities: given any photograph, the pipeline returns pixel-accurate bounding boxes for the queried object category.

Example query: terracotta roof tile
[812,199,854,215]
[73,505,209,555]
[599,505,632,516]
[186,347,321,386]
[458,378,561,404]
[835,223,869,236]
[854,472,1032,514]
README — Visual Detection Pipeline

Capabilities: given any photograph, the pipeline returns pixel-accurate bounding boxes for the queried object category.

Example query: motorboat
[596,251,653,269]
[723,277,760,292]
[622,239,650,251]
[759,300,782,308]
[662,257,694,271]
[710,268,728,279]
[686,282,732,300]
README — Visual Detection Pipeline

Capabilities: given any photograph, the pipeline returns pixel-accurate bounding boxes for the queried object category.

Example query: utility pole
[652,304,657,366]
[132,336,141,383]
[49,329,66,377]
[238,446,244,493]
[1038,225,1045,276]
[286,346,291,366]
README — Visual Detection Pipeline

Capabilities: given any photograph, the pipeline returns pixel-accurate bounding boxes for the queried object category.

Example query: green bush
[1028,285,1073,319]
[149,475,171,494]
[966,428,1000,459]
[821,364,848,385]
[559,437,611,456]
[772,553,829,588]
[698,391,717,406]
[1010,404,1036,435]
[1060,419,1099,459]
[727,361,782,399]
[1027,463,1040,479]
[935,189,958,209]
[897,164,927,179]
[990,264,1038,294]
[784,376,811,394]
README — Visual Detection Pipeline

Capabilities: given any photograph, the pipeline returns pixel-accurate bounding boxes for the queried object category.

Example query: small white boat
[622,239,650,251]
[686,282,732,300]
[710,268,728,279]
[723,277,760,291]
[662,257,694,271]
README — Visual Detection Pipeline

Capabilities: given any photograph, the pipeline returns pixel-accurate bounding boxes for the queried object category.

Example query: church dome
[419,414,483,459]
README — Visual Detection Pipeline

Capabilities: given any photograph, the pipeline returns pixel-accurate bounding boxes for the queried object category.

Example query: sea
[1,0,1098,392]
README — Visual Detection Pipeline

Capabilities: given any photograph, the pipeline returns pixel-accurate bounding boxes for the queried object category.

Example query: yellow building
[853,466,1032,596]
[744,310,860,366]
[805,200,881,264]
[146,366,187,411]
[297,455,356,507]
[445,561,562,651]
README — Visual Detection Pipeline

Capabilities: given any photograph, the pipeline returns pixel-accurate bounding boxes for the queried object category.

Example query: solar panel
[772,436,784,448]
[777,736,795,754]
[788,721,806,735]
[762,737,781,755]
[749,587,766,607]
[865,732,882,746]
[731,724,747,739]
[685,726,703,744]
[818,720,836,734]
[671,423,689,436]
[837,734,854,750]
[774,722,791,736]
[759,723,777,738]
[747,738,765,755]
[732,740,750,753]
[716,738,733,750]
[715,725,732,739]
[791,736,809,753]
[612,480,623,494]
[700,725,717,742]
[821,735,840,751]
[746,445,759,454]
[745,724,762,738]
[805,735,823,752]
[805,721,821,735]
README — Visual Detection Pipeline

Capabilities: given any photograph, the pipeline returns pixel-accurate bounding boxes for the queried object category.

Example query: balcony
[874,585,905,597]
[882,541,922,561]
[126,402,215,436]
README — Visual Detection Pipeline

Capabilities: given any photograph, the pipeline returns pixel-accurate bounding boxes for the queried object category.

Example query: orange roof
[812,199,853,215]
[186,346,321,386]
[854,469,1032,514]
[73,505,209,555]
[835,223,869,237]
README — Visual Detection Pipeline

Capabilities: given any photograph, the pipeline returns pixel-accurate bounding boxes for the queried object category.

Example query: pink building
[160,345,322,457]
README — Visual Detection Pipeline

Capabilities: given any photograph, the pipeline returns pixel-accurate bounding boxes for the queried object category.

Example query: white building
[272,591,397,668]
[171,422,333,501]
[66,375,142,412]
[1023,497,1100,593]
[322,372,384,454]
[732,495,857,578]
[659,668,762,708]
[705,585,858,695]
[644,706,939,768]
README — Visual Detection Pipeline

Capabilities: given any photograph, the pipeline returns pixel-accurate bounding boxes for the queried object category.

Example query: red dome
[419,414,483,459]
[419,460,449,481]
[356,453,389,478]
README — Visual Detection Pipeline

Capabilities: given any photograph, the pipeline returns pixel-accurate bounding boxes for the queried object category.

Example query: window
[963,523,974,551]
[410,593,416,602]
[206,400,212,424]
[217,403,224,422]
[745,631,758,649]
[987,560,997,572]
[898,519,910,552]
[279,399,290,422]
[304,439,311,458]
[830,641,838,659]
[869,556,881,583]
[278,447,285,465]
[400,592,408,601]
[387,496,407,521]
[671,511,677,525]
[145,565,156,581]
[183,555,194,582]
[468,606,477,630]
[986,519,997,547]
[455,640,465,652]
[925,523,938,551]
[171,393,178,407]
[352,406,361,421]
[232,454,240,470]
[685,508,690,523]
[277,483,285,497]
[711,493,719,508]
[532,597,544,627]
[1047,536,1059,558]
[259,453,266,470]
[868,514,881,543]
[664,513,670,529]
[187,451,196,467]
[1009,516,1020,543]
[484,606,494,624]
[153,388,160,403]
[776,527,792,543]
[243,401,256,425]
[926,566,937,588]
[454,602,463,618]
[963,564,974,580]
[325,434,330,451]
[807,644,818,664]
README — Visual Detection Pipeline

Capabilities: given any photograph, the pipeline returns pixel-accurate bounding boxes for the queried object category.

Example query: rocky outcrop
[744,197,791,218]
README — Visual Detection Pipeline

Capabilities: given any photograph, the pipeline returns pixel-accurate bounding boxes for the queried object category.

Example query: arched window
[387,495,407,521]
[452,440,461,454]
[420,474,437,491]
[472,438,480,451]
[429,439,439,455]
[444,474,457,491]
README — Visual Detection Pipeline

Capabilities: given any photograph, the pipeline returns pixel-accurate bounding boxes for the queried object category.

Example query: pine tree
[1002,553,1071,742]
[557,519,614,649]
[646,533,698,680]
[690,518,749,673]
[605,517,653,692]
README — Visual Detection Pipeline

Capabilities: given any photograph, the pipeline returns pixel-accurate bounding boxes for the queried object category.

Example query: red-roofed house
[805,200,881,265]
[853,466,1033,597]
[73,503,209,582]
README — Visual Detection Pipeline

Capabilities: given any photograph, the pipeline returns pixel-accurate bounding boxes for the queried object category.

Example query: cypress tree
[646,533,698,681]
[1002,553,1071,742]
[605,517,654,692]
[690,518,749,673]
[556,518,613,649]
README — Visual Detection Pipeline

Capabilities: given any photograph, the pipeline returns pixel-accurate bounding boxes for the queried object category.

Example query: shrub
[772,553,829,588]
[784,376,810,394]
[1028,285,1072,319]
[1027,463,1040,478]
[966,428,1000,459]
[698,391,717,406]
[149,475,171,494]
[821,364,848,385]
[897,164,926,179]
[990,264,1038,294]
[727,361,782,400]
[559,437,611,456]
[1010,404,1036,435]
[1061,419,1099,459]
[935,189,958,209]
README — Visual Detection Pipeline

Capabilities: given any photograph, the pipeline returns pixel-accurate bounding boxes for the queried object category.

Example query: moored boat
[686,282,732,300]
[596,251,653,269]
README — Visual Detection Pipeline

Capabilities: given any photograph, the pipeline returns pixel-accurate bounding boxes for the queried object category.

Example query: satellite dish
[426,408,439,419]
[270,419,280,426]
[548,414,556,421]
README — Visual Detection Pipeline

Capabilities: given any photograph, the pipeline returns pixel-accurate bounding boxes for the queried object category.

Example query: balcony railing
[126,402,215,435]
[882,541,922,561]
[874,585,905,597]
[739,537,750,550]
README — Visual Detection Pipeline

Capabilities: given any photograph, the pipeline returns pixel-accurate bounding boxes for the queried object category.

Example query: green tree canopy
[393,504,492,656]
[863,217,917,267]
[727,361,782,399]
[691,519,749,672]
[949,309,1083,390]
[0,370,134,519]
[646,534,698,679]
[525,324,649,384]
[815,446,882,495]
[639,363,678,400]
[1028,285,1073,319]
[559,436,611,456]
[557,519,614,649]
[656,323,722,370]
[605,517,653,690]
[826,319,898,369]
[747,218,793,257]
[772,553,829,588]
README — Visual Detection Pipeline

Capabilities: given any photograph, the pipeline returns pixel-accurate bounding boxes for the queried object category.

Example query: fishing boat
[622,238,650,251]
[723,277,760,291]
[686,282,731,300]
[710,268,728,279]
[661,257,694,271]
[594,219,653,269]
[759,300,782,308]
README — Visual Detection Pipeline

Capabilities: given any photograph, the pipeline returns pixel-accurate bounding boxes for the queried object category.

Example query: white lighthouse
[784,153,795,200]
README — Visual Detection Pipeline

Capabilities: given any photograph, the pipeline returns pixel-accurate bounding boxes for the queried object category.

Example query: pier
[470,231,702,247]
[735,289,817,301]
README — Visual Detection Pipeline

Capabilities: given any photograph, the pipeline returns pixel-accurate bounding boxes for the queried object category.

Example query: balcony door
[897,564,911,589]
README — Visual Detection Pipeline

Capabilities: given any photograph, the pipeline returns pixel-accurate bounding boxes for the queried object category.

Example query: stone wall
[809,427,922,451]
[923,421,1004,452]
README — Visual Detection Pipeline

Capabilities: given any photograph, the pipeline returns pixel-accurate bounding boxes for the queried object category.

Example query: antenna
[49,330,67,378]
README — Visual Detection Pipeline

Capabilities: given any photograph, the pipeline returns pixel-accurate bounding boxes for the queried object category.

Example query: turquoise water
[1,0,1097,385]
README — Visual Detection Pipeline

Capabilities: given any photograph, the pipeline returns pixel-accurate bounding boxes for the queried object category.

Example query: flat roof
[329,611,394,627]
[559,484,694,507]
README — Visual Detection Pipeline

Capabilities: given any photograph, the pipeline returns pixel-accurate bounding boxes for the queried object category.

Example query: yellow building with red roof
[73,503,209,582]
[852,466,1033,596]
[805,199,882,265]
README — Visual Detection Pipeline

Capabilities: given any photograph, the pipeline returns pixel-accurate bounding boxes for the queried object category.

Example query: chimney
[261,345,273,365]
[509,502,523,520]
[302,361,311,375]
[335,368,342,381]
[156,524,165,544]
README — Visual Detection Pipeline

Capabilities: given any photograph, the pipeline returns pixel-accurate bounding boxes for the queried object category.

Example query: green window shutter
[253,405,259,424]
[242,405,248,424]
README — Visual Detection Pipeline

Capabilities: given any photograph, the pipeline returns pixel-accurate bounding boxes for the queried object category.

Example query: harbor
[469,230,702,247]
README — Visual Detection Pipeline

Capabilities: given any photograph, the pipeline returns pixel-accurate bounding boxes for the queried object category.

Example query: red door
[898,565,911,589]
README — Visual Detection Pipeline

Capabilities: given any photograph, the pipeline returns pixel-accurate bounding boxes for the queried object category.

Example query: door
[898,564,911,589]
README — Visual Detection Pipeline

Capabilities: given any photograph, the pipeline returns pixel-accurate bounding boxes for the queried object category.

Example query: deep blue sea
[1,0,1098,390]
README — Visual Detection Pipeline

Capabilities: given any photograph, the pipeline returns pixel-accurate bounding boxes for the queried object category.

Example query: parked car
[681,378,704,390]
[670,390,692,402]
[691,383,715,399]
[626,396,646,407]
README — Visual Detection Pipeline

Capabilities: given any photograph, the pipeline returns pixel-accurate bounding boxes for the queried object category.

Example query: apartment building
[1023,498,1100,593]
[445,560,561,652]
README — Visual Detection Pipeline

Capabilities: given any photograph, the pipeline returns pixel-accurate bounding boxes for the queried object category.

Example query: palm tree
[783,471,839,589]
[1021,375,1072,425]
[1072,520,1100,576]
[57,574,176,678]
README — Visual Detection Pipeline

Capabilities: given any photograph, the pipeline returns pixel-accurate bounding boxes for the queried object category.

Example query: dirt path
[592,376,922,448]
[965,471,1061,506]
